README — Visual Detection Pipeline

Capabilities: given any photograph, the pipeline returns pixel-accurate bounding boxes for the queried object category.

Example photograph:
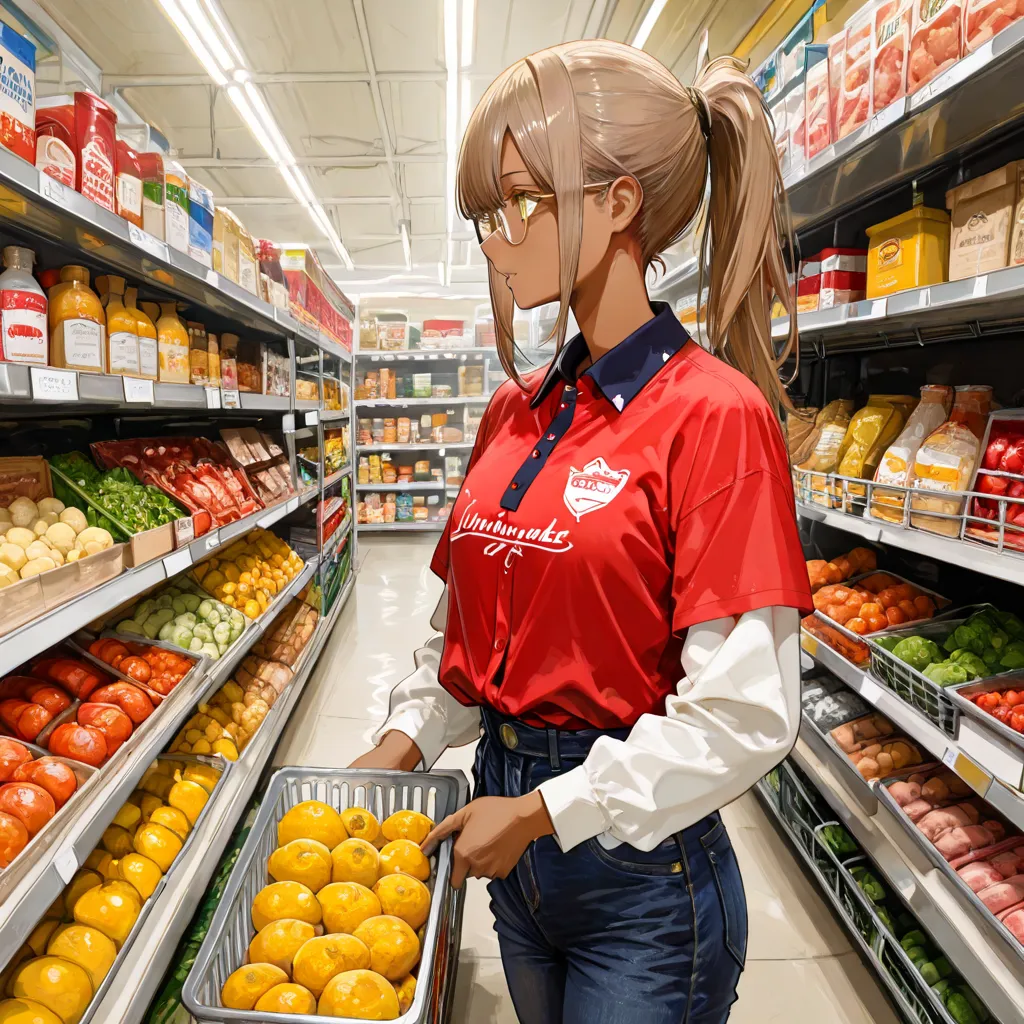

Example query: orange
[116,854,162,900]
[381,810,433,845]
[278,801,345,848]
[63,871,101,920]
[181,764,220,794]
[133,822,182,872]
[72,883,140,948]
[220,963,288,1010]
[318,970,400,1020]
[373,873,431,930]
[148,806,191,841]
[393,973,416,1014]
[317,882,381,935]
[292,934,371,998]
[352,916,421,980]
[102,881,143,913]
[100,825,133,858]
[331,839,379,888]
[340,807,380,844]
[46,925,116,992]
[11,957,92,1024]
[167,780,208,825]
[267,839,332,892]
[251,881,322,931]
[25,922,59,958]
[378,840,430,882]
[247,919,316,973]
[0,998,63,1024]
[254,982,317,1014]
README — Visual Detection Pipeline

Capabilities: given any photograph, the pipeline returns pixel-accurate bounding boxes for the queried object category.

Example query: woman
[353,40,812,1023]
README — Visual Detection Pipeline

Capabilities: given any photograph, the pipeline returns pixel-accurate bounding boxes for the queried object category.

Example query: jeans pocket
[700,819,748,970]
[586,834,686,877]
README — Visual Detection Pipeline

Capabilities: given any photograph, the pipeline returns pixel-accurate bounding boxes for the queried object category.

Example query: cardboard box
[1008,163,1024,267]
[946,163,1018,281]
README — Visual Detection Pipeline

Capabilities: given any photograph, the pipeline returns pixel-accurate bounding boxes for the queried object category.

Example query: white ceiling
[29,0,765,299]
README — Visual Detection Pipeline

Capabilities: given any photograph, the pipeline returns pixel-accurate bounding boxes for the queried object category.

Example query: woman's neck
[571,244,654,367]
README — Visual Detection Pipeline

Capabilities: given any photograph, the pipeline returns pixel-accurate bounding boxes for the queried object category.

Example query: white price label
[221,389,240,409]
[858,677,883,704]
[305,410,319,426]
[199,529,221,552]
[122,376,154,403]
[942,746,959,770]
[127,224,170,262]
[282,413,296,434]
[30,366,78,402]
[205,386,221,409]
[163,548,192,576]
[173,516,195,547]
[39,172,69,206]
[206,268,219,287]
[973,276,988,299]
[54,846,78,884]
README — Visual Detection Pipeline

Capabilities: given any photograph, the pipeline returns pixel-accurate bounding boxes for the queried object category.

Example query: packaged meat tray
[878,763,1024,957]
[801,674,873,731]
[966,409,1024,552]
[837,5,874,138]
[830,713,924,780]
[908,0,963,93]
[964,0,1024,51]
[872,0,913,114]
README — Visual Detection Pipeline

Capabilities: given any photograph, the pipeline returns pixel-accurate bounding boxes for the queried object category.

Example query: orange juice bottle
[125,286,157,380]
[97,275,140,377]
[49,265,106,373]
[154,301,190,383]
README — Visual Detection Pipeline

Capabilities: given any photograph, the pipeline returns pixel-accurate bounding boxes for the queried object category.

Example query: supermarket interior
[2,0,1024,1022]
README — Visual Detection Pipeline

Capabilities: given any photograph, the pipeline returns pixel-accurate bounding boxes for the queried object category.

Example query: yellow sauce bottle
[96,275,140,377]
[125,287,157,380]
[152,301,190,383]
[49,265,106,373]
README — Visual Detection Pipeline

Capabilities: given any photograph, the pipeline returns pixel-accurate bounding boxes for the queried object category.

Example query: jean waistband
[481,705,631,767]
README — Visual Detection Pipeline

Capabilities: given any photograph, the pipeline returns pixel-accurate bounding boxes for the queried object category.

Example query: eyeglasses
[473,181,615,246]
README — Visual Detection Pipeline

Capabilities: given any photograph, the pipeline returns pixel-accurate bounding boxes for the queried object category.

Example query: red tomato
[88,683,154,725]
[0,737,32,782]
[976,692,1001,710]
[978,473,1009,496]
[993,706,1015,723]
[885,606,907,626]
[1004,691,1023,707]
[118,656,151,684]
[10,703,50,742]
[0,781,56,835]
[913,596,936,618]
[25,685,71,717]
[1000,441,1024,475]
[0,700,29,732]
[1011,707,1024,733]
[0,809,28,866]
[0,677,38,700]
[12,758,77,808]
[847,617,868,635]
[984,436,1009,469]
[46,723,107,767]
[77,703,133,756]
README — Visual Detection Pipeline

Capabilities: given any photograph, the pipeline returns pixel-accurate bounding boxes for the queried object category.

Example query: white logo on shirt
[451,499,573,555]
[563,457,630,521]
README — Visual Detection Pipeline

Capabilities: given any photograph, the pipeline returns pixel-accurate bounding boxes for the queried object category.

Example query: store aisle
[274,538,901,1024]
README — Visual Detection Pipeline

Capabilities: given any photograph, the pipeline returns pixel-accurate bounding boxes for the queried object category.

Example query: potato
[82,541,104,556]
[25,539,53,562]
[59,507,88,534]
[0,563,17,588]
[0,543,26,572]
[9,496,38,528]
[65,548,83,562]
[32,518,51,537]
[77,526,113,550]
[45,522,77,556]
[37,497,65,517]
[5,527,35,550]
[20,556,56,578]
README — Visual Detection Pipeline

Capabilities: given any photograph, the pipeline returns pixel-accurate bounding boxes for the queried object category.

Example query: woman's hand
[349,730,423,772]
[421,792,555,888]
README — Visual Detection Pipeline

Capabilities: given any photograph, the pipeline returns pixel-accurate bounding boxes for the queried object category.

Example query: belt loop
[546,727,562,771]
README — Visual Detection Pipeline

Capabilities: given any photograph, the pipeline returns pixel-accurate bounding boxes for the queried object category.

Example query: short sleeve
[668,376,812,633]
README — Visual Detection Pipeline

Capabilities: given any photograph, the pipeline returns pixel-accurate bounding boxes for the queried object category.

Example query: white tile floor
[275,537,901,1023]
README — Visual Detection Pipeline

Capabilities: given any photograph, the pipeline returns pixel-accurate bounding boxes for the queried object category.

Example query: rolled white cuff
[373,705,448,770]
[537,766,608,852]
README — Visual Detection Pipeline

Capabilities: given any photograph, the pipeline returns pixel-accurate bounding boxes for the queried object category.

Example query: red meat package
[965,0,1024,50]
[908,0,963,92]
[827,32,845,142]
[90,437,263,530]
[838,7,874,138]
[967,414,1024,549]
[873,0,914,113]
[805,57,831,158]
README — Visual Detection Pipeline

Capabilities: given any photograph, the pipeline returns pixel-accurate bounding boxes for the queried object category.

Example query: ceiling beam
[177,155,442,168]
[217,195,444,205]
[102,71,445,88]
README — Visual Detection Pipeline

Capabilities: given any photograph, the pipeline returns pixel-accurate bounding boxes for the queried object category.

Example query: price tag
[200,529,221,553]
[282,413,296,434]
[206,268,219,287]
[973,276,988,299]
[123,376,154,403]
[205,386,221,409]
[54,845,78,884]
[221,389,240,409]
[173,516,195,547]
[305,410,319,426]
[943,747,992,797]
[39,172,69,206]
[858,676,883,704]
[127,223,170,262]
[164,548,192,576]
[30,366,78,401]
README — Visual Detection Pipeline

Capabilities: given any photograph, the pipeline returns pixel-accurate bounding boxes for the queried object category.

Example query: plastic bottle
[125,286,157,380]
[97,275,140,376]
[153,301,190,383]
[115,139,143,228]
[49,265,105,373]
[0,246,47,365]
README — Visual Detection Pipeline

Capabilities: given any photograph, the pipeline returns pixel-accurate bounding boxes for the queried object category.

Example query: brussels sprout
[192,623,214,643]
[181,594,201,613]
[189,636,204,653]
[198,599,214,619]
[948,650,988,680]
[200,642,221,660]
[229,610,245,631]
[213,621,232,645]
[171,625,194,649]
[158,622,175,641]
[892,636,942,671]
[229,624,244,643]
[923,662,969,687]
[173,612,197,629]
[205,607,222,626]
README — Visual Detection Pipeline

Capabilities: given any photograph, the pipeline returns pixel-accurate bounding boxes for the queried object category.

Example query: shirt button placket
[491,549,515,680]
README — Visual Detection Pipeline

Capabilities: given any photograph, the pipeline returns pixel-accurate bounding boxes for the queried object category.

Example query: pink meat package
[838,7,874,138]
[964,0,1024,51]
[90,437,264,531]
[908,0,963,93]
[951,836,1024,945]
[873,0,914,113]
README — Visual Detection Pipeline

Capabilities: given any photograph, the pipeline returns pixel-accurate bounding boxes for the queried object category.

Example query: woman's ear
[605,175,644,234]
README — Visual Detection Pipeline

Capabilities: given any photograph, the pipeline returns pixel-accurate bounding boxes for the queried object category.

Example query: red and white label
[117,171,142,221]
[36,135,74,187]
[80,136,114,211]
[563,458,630,521]
[2,288,47,363]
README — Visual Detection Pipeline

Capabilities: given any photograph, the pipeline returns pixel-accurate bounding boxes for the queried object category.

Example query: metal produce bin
[184,766,469,1024]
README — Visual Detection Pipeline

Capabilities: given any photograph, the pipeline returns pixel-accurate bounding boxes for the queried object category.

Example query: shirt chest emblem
[563,457,631,522]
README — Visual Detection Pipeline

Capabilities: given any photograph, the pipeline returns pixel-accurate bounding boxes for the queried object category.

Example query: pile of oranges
[221,800,435,1019]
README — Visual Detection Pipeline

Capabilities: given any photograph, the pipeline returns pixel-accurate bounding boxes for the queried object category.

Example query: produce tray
[963,408,1024,553]
[875,766,1024,966]
[948,675,1024,757]
[184,766,470,1024]
[78,753,228,1024]
[49,462,180,568]
[820,715,896,817]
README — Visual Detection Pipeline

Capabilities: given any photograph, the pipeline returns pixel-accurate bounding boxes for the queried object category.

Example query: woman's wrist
[378,730,424,771]
[518,789,555,840]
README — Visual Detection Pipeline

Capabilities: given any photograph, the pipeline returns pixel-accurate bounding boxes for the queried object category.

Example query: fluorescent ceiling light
[226,85,283,164]
[437,261,445,286]
[631,0,670,48]
[400,221,412,271]
[444,0,459,288]
[243,81,295,165]
[460,77,471,133]
[460,0,475,68]
[156,0,228,84]
[179,0,234,74]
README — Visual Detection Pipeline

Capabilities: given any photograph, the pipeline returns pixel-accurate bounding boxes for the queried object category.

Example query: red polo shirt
[431,303,812,730]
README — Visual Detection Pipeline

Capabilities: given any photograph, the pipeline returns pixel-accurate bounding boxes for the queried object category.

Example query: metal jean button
[499,723,519,750]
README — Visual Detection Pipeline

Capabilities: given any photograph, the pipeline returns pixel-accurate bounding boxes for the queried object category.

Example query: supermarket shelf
[355,395,490,408]
[0,492,312,678]
[357,481,444,492]
[0,557,316,969]
[356,346,498,359]
[239,391,290,412]
[322,465,352,490]
[782,19,1024,233]
[322,516,352,560]
[789,733,1024,1022]
[319,407,351,422]
[796,501,1024,587]
[358,520,446,532]
[91,571,356,1022]
[357,441,475,453]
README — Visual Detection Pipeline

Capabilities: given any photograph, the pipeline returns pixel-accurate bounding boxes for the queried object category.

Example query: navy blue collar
[530,302,689,412]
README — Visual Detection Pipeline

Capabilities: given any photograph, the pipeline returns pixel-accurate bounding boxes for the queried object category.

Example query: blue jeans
[474,708,747,1024]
